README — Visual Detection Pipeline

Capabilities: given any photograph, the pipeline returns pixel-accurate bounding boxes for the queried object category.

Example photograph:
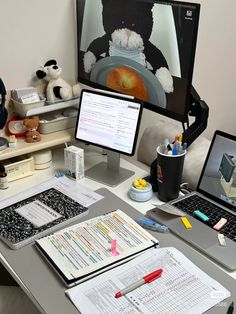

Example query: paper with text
[66,247,230,314]
[36,210,158,282]
[0,176,103,209]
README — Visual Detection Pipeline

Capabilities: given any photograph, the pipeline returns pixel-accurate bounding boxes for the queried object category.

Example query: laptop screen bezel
[197,129,236,213]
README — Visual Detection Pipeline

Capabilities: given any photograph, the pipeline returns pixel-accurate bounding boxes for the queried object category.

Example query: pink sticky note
[111,239,119,256]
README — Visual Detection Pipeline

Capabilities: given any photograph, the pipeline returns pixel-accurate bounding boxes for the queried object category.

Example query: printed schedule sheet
[66,247,230,314]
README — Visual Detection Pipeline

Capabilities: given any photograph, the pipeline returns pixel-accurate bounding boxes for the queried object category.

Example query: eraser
[213,218,227,231]
[193,210,209,222]
[181,217,192,229]
[218,233,226,246]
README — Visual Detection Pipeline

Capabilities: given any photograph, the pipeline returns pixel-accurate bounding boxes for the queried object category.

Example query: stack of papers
[66,247,230,314]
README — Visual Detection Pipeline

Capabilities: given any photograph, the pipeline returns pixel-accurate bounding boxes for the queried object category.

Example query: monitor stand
[85,150,135,187]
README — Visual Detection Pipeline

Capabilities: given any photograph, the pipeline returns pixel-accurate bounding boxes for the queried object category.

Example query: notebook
[147,130,236,270]
[35,209,159,287]
[0,187,88,249]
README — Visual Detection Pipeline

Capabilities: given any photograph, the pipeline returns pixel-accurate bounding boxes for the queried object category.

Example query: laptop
[147,130,236,270]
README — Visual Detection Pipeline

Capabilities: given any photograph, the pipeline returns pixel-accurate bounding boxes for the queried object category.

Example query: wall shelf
[0,128,75,161]
[13,98,80,117]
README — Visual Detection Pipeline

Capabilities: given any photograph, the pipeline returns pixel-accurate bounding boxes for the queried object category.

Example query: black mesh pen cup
[156,145,186,202]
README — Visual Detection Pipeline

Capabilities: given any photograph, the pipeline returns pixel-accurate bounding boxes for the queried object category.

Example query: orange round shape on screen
[106,67,148,101]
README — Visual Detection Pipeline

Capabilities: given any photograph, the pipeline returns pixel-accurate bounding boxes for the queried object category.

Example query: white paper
[37,210,158,282]
[15,200,62,228]
[0,176,103,209]
[66,247,230,314]
[53,176,103,206]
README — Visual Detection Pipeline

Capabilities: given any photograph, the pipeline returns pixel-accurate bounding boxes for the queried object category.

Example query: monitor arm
[146,86,209,191]
[182,86,209,147]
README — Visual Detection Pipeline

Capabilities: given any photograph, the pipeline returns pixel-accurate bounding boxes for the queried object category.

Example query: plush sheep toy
[36,60,81,102]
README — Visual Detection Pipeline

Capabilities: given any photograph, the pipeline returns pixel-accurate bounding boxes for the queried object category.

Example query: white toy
[36,60,81,102]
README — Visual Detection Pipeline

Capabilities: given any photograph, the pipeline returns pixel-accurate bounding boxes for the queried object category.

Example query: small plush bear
[36,60,81,102]
[83,0,173,93]
[23,116,41,143]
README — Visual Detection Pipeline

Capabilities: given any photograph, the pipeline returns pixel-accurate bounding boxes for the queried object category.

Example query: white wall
[1,0,236,140]
[1,0,77,88]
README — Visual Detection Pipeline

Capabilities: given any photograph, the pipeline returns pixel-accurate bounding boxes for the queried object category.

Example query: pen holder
[156,145,186,202]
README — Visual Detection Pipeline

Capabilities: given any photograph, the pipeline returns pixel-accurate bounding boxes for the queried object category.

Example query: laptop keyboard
[173,194,236,242]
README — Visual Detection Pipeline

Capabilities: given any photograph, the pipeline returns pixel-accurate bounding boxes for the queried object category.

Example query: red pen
[115,268,163,298]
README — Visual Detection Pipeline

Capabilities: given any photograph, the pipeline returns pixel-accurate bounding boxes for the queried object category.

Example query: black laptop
[147,130,236,270]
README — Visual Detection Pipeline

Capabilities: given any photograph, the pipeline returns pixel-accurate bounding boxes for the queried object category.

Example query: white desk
[0,144,236,314]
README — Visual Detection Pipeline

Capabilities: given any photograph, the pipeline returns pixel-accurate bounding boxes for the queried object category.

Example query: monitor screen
[76,0,200,122]
[75,89,143,156]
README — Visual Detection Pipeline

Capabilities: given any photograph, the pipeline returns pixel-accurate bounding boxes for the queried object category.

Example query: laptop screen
[198,130,236,211]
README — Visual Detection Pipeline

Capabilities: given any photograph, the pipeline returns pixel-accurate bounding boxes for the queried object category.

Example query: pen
[227,302,234,314]
[115,268,163,298]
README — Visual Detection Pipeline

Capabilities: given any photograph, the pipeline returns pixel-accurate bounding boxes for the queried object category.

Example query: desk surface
[0,145,236,314]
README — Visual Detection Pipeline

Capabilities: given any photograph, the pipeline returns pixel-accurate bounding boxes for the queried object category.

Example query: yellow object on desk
[181,217,192,229]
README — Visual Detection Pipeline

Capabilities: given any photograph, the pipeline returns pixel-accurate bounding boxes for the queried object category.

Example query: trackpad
[170,217,218,249]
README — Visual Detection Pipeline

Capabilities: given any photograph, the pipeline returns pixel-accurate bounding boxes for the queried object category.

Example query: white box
[4,156,34,182]
[64,146,84,180]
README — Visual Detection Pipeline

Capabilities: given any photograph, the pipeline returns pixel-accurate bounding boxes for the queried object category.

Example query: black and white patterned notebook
[0,188,88,249]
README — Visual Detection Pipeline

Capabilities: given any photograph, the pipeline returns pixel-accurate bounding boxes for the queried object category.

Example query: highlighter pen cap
[144,269,163,283]
[115,292,122,298]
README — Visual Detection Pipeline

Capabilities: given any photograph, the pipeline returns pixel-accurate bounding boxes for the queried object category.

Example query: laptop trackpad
[170,217,218,249]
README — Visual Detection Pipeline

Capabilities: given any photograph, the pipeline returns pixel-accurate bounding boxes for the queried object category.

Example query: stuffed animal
[23,116,41,143]
[83,0,173,93]
[36,60,81,102]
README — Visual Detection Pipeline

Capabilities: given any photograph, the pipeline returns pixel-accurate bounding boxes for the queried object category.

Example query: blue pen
[182,142,187,153]
[172,142,180,155]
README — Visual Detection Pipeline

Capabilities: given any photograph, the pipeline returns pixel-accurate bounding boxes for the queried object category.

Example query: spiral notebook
[0,187,89,250]
[35,209,159,287]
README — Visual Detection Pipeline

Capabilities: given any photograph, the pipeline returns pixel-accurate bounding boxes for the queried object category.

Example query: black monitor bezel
[76,0,200,122]
[74,89,143,156]
[197,130,236,212]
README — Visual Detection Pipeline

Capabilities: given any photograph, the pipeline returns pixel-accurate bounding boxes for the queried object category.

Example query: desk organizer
[3,155,34,182]
[38,108,77,134]
[12,97,46,117]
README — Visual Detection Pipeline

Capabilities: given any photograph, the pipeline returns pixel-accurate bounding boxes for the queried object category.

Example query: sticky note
[193,210,209,222]
[181,217,192,229]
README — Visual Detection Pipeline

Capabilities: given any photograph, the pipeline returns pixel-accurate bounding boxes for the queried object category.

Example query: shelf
[0,128,75,161]
[13,98,80,117]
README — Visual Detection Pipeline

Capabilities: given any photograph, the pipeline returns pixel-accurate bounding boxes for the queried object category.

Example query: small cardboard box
[64,146,84,180]
[3,156,34,182]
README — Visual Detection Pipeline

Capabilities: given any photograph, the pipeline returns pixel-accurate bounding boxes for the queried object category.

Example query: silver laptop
[147,130,236,270]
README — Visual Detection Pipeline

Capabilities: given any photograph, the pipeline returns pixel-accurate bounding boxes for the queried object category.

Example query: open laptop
[147,130,236,270]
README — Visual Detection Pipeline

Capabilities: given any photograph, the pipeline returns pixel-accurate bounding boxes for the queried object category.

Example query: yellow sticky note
[181,217,192,229]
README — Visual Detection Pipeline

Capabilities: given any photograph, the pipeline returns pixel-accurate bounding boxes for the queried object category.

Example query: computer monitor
[76,0,200,122]
[75,89,143,186]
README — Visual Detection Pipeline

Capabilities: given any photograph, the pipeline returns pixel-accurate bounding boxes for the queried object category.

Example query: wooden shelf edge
[0,129,75,161]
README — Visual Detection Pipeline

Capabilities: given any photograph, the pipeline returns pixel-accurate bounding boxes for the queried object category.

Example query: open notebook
[35,209,159,287]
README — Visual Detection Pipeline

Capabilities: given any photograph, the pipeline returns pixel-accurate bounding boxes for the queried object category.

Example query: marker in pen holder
[156,145,186,202]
